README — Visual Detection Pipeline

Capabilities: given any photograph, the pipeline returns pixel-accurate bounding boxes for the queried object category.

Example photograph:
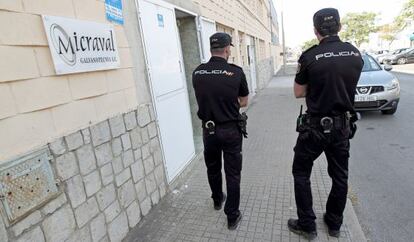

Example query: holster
[238,112,248,138]
[349,122,357,139]
[348,111,359,139]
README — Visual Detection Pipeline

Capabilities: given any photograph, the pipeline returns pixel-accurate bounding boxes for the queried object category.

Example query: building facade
[0,0,280,241]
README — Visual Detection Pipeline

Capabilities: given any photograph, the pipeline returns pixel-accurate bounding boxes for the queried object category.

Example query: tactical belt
[307,114,349,132]
[203,113,248,138]
[202,120,238,129]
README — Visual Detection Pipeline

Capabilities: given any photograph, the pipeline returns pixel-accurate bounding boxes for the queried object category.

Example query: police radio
[296,105,307,133]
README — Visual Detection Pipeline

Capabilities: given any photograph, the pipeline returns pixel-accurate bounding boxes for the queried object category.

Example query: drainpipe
[281,10,287,74]
[268,0,276,75]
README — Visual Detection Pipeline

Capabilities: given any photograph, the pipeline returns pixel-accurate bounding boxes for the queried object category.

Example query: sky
[273,0,406,48]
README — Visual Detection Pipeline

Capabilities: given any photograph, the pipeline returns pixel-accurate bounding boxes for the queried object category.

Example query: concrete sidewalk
[124,75,366,242]
[392,63,414,75]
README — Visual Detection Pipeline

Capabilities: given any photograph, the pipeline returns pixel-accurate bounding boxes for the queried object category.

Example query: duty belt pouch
[238,112,248,138]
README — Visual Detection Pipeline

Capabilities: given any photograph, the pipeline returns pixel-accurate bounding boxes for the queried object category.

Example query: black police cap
[313,8,340,35]
[210,32,234,49]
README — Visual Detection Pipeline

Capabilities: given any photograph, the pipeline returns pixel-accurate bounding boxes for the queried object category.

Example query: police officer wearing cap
[192,32,249,230]
[287,8,364,240]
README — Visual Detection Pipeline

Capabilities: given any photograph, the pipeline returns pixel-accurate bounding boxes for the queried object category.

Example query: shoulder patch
[297,46,314,73]
[296,63,302,74]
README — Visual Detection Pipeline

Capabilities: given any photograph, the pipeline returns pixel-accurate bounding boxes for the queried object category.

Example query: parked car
[354,54,400,115]
[371,50,389,64]
[392,48,409,55]
[383,48,413,65]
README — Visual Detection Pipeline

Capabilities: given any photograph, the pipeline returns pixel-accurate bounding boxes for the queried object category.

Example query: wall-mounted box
[0,148,60,225]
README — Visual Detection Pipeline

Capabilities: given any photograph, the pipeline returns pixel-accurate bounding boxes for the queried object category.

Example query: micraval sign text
[58,30,116,54]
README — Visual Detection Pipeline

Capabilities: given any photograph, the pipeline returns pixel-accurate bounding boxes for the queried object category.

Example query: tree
[340,12,378,47]
[301,39,319,52]
[378,0,414,48]
[394,0,414,30]
[379,23,399,48]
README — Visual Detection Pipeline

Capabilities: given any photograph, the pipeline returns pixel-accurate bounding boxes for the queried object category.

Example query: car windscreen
[392,48,407,54]
[405,48,414,55]
[362,55,382,72]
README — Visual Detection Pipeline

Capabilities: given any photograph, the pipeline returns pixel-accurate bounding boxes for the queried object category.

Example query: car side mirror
[384,65,393,71]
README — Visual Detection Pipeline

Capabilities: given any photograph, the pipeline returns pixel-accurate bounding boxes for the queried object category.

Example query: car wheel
[381,106,398,115]
[397,58,407,65]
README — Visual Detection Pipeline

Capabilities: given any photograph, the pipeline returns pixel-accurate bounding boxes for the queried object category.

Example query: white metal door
[247,36,257,94]
[139,0,195,182]
[198,17,216,63]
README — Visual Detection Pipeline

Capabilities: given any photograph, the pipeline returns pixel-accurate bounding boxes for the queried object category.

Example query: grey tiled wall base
[0,104,168,242]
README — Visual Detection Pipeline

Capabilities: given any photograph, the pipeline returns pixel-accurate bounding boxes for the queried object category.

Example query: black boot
[323,213,340,238]
[287,219,317,240]
[213,193,226,210]
[228,213,242,230]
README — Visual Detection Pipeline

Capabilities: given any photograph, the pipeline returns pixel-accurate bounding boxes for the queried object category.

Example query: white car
[370,50,389,64]
[354,55,400,115]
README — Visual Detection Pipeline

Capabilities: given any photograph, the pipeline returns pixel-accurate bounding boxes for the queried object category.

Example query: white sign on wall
[42,15,120,75]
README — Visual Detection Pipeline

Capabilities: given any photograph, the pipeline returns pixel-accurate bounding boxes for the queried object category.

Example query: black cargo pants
[293,125,351,232]
[203,122,242,222]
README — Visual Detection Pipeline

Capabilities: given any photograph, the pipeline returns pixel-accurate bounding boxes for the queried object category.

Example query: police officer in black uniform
[287,8,364,240]
[192,32,249,230]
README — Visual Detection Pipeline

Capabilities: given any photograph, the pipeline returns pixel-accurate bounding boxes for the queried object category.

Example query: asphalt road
[349,72,414,242]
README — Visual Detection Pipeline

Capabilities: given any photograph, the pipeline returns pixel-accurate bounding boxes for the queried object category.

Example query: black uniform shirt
[295,36,364,116]
[192,56,249,123]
